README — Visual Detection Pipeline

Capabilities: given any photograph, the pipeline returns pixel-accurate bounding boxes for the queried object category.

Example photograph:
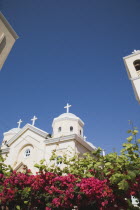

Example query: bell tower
[0,12,19,70]
[123,50,140,103]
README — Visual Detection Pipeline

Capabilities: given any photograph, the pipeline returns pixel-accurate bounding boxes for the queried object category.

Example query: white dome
[4,128,21,135]
[57,112,78,119]
[10,128,21,133]
[52,112,84,127]
[3,128,21,142]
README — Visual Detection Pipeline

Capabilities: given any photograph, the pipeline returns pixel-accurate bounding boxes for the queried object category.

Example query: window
[80,130,82,135]
[134,60,140,71]
[24,149,30,158]
[56,156,62,165]
[58,127,61,132]
[70,126,73,131]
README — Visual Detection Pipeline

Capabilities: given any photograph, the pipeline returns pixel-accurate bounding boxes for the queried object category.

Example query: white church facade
[1,104,96,174]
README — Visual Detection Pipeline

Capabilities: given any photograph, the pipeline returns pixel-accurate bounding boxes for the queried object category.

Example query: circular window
[24,149,30,158]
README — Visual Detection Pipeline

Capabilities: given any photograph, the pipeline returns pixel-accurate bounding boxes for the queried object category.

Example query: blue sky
[0,0,140,153]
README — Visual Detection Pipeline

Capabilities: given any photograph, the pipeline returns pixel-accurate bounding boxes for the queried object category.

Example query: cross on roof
[84,136,87,141]
[31,116,38,126]
[64,103,71,113]
[102,149,106,157]
[17,119,22,128]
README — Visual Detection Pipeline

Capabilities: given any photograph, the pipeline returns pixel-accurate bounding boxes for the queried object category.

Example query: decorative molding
[44,134,96,152]
[123,51,140,60]
[7,124,49,146]
[129,76,140,81]
[14,135,40,148]
[1,147,10,154]
[14,162,27,171]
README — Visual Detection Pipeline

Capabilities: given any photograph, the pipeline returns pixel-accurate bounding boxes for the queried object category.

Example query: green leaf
[24,201,28,204]
[16,206,20,210]
[127,171,136,180]
[118,179,129,190]
[105,162,112,167]
[132,130,139,135]
[34,163,40,168]
[40,159,45,164]
[137,139,140,144]
[126,136,133,142]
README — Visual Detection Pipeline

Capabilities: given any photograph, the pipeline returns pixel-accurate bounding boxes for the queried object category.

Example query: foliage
[0,128,140,209]
[37,128,140,209]
[0,150,12,175]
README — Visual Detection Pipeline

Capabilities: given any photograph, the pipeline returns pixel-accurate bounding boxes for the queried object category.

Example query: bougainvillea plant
[0,127,140,209]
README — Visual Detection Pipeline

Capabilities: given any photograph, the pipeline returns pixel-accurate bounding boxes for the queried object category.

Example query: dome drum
[52,112,84,138]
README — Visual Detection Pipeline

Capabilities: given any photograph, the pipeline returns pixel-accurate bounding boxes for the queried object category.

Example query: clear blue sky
[0,0,140,153]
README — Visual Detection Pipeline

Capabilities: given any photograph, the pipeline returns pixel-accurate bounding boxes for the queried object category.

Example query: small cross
[84,136,87,141]
[64,103,71,113]
[17,119,22,128]
[31,116,38,126]
[102,149,106,157]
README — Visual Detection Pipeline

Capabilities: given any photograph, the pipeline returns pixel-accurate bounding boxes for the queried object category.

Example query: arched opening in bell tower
[133,60,140,71]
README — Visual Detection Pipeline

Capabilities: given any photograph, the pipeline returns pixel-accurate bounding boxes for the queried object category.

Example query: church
[1,104,96,173]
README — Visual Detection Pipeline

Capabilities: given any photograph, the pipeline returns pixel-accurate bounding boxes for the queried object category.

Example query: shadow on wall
[0,36,6,55]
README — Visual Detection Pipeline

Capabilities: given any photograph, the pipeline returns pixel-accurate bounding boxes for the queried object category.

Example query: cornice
[123,51,140,60]
[44,134,96,151]
[0,12,19,39]
[1,147,10,154]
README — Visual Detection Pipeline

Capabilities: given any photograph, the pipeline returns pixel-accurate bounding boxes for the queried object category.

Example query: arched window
[58,127,61,132]
[56,156,62,165]
[70,126,73,131]
[80,130,82,135]
[133,60,140,71]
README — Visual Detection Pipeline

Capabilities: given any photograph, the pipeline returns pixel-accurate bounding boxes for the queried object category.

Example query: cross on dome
[17,119,22,128]
[31,116,38,126]
[64,103,72,113]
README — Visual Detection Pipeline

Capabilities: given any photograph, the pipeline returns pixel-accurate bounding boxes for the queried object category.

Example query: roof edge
[7,123,49,146]
[0,12,19,39]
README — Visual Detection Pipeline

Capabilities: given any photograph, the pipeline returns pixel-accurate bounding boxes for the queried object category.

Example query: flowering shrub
[0,128,140,209]
[0,171,114,209]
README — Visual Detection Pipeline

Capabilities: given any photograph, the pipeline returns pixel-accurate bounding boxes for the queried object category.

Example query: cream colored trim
[44,134,96,151]
[0,12,19,39]
[1,147,10,154]
[7,124,49,146]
